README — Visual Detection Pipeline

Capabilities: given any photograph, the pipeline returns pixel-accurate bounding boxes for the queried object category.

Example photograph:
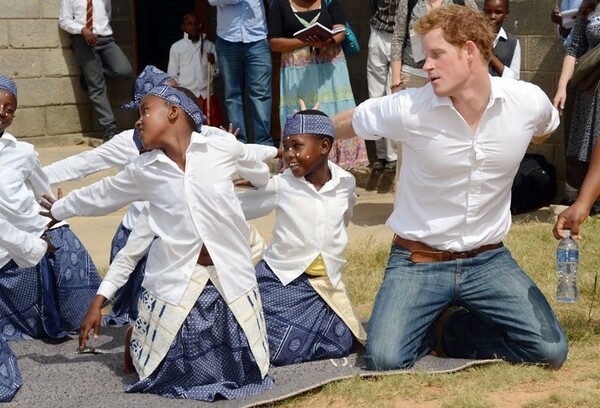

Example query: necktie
[86,0,93,30]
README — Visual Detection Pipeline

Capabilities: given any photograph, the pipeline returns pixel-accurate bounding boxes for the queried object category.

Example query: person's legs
[442,246,568,368]
[365,244,455,370]
[96,36,133,81]
[216,37,248,143]
[245,39,273,146]
[367,28,397,164]
[71,35,118,135]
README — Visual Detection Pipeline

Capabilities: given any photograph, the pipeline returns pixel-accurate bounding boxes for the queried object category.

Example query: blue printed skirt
[103,223,148,326]
[125,282,274,401]
[0,336,21,402]
[0,225,101,340]
[255,260,353,366]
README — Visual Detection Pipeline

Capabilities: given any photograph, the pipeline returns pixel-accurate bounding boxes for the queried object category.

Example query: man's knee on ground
[533,338,568,369]
[364,345,415,371]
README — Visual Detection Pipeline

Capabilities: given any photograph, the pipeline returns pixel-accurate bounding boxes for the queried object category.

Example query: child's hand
[41,235,57,254]
[296,99,320,112]
[42,187,63,229]
[39,192,61,226]
[220,123,240,138]
[78,295,106,351]
[207,52,216,65]
[235,179,255,188]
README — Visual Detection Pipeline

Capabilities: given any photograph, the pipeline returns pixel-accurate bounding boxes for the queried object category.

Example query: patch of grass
[523,391,600,408]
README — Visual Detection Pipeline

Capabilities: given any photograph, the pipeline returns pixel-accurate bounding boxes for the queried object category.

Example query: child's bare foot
[123,325,135,374]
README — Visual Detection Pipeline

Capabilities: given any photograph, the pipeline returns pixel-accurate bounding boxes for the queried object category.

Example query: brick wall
[0,0,135,146]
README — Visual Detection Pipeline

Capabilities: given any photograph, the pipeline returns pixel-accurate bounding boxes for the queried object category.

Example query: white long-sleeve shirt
[43,128,277,230]
[0,133,50,268]
[238,162,356,288]
[58,0,113,36]
[168,34,219,99]
[493,28,521,80]
[43,129,144,230]
[51,129,272,305]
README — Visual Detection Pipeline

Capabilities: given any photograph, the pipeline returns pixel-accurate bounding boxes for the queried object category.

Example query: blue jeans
[365,244,568,370]
[216,37,272,145]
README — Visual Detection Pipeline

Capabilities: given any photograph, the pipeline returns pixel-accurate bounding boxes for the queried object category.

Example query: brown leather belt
[393,235,500,263]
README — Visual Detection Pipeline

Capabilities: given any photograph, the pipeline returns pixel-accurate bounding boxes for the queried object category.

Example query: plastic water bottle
[556,230,579,303]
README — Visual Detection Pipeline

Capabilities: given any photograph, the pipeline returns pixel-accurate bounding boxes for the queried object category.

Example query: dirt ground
[37,143,397,271]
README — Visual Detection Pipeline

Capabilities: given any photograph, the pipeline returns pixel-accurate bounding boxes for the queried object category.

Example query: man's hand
[81,27,98,47]
[207,52,216,65]
[78,295,106,351]
[553,201,591,240]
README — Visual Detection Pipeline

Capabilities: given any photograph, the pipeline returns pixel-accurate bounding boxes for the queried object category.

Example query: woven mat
[8,326,500,408]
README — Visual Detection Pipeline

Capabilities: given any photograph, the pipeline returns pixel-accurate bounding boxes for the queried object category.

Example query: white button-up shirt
[43,129,144,230]
[0,133,50,268]
[59,0,113,36]
[352,77,559,251]
[43,128,277,231]
[493,28,521,80]
[52,129,272,305]
[238,162,356,287]
[168,34,219,99]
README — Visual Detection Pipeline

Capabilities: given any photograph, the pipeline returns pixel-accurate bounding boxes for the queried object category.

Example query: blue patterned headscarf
[0,76,17,106]
[283,110,334,139]
[121,65,174,110]
[145,85,206,133]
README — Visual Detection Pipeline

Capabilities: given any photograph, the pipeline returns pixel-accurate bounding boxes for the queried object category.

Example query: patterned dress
[269,0,369,170]
[566,4,600,162]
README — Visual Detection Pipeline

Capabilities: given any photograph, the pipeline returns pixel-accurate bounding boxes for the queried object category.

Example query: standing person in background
[484,0,520,79]
[59,0,133,141]
[168,13,224,127]
[551,0,585,206]
[207,0,273,146]
[367,0,399,172]
[552,0,584,48]
[268,0,369,170]
[553,0,600,214]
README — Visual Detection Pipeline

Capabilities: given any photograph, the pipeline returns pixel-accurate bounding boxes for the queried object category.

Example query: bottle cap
[563,229,571,238]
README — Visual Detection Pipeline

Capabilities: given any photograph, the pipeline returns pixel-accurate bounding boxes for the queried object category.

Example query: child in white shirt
[41,85,273,401]
[168,13,224,127]
[0,76,101,342]
[238,110,366,365]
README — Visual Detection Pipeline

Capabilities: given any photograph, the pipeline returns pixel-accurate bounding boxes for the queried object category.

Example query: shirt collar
[283,161,350,192]
[429,77,506,110]
[0,132,17,145]
[141,131,208,167]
